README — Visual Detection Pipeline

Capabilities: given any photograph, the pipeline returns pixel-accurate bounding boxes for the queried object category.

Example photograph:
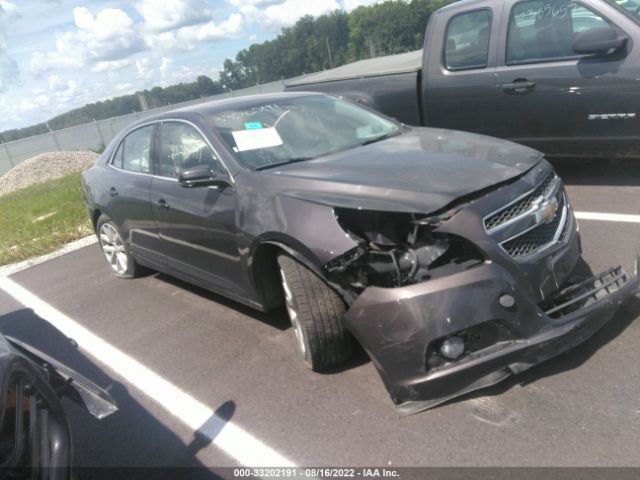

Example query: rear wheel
[96,215,143,278]
[277,255,353,371]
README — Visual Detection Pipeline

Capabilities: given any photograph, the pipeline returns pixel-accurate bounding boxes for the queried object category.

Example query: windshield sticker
[232,127,283,152]
[244,121,263,130]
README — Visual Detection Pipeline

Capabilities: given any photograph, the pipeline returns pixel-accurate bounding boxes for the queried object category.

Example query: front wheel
[96,215,143,278]
[277,255,353,371]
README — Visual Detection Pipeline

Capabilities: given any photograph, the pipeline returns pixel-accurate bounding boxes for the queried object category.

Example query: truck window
[601,0,640,24]
[444,9,492,71]
[507,0,610,64]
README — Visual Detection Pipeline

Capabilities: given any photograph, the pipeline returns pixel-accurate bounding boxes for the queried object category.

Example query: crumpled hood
[264,127,543,213]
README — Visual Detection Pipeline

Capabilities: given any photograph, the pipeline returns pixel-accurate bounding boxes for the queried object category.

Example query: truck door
[423,3,504,138]
[495,0,640,157]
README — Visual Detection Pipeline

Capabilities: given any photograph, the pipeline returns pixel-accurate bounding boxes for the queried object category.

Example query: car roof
[128,91,324,127]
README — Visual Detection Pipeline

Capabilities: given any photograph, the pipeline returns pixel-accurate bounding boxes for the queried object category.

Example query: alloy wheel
[99,223,128,275]
[280,268,307,356]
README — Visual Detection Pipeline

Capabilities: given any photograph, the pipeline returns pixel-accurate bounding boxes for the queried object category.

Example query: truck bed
[285,50,423,86]
[285,50,424,125]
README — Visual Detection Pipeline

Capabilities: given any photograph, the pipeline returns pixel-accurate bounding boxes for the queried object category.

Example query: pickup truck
[285,0,640,159]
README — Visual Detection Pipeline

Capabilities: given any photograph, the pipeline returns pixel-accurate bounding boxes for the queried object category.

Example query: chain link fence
[0,79,286,175]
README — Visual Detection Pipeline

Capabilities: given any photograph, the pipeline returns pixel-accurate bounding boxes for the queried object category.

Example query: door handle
[156,199,170,211]
[502,80,536,94]
[109,187,118,197]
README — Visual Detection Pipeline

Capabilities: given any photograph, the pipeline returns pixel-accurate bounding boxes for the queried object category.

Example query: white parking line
[575,211,640,224]
[0,275,295,468]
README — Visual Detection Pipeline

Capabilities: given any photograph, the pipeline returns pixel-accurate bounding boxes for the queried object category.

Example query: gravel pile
[0,151,99,197]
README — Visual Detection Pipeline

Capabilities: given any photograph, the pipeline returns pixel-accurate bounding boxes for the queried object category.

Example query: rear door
[150,121,245,296]
[424,2,504,137]
[104,124,165,269]
[495,0,640,157]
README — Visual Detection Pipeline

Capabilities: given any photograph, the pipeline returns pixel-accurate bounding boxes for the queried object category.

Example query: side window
[444,10,492,70]
[572,3,609,32]
[111,142,124,169]
[507,0,610,64]
[118,126,154,173]
[158,122,223,178]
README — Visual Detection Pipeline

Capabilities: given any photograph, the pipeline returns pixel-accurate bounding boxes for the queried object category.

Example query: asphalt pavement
[0,158,639,473]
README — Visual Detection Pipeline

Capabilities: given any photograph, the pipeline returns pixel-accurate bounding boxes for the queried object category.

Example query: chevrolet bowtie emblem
[534,197,559,224]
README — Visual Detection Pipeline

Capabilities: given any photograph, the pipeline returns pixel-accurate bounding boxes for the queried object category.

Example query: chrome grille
[501,195,566,259]
[484,171,559,231]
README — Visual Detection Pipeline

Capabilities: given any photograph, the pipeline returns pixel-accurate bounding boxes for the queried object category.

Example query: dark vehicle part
[542,265,634,318]
[5,337,118,420]
[278,255,353,370]
[82,92,639,414]
[573,27,628,55]
[0,334,117,478]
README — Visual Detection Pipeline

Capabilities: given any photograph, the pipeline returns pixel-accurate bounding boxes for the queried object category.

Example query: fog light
[499,293,516,309]
[440,336,465,359]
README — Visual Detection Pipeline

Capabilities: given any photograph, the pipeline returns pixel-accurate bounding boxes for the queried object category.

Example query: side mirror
[178,165,227,188]
[573,28,627,55]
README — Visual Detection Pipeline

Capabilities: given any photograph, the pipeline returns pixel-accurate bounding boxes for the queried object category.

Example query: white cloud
[145,13,243,52]
[240,0,340,30]
[91,59,133,73]
[17,75,82,115]
[135,57,152,79]
[136,0,211,32]
[160,57,172,79]
[226,0,285,6]
[0,0,19,92]
[343,0,385,11]
[164,63,214,85]
[28,6,146,75]
[114,82,134,93]
[17,92,52,114]
[72,7,147,61]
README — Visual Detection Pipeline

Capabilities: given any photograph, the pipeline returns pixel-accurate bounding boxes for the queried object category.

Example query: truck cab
[286,0,640,159]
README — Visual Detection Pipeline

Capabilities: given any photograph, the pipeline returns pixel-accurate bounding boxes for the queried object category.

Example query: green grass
[0,173,93,266]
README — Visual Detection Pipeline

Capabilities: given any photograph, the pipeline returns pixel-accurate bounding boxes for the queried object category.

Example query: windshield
[601,0,640,22]
[209,95,402,170]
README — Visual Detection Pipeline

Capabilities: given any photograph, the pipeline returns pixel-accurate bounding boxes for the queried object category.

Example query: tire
[96,215,143,279]
[277,254,353,371]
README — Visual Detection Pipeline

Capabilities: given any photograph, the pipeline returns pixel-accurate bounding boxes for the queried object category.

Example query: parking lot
[0,158,639,473]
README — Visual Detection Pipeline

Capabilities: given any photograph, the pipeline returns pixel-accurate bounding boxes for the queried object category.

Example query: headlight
[326,208,483,290]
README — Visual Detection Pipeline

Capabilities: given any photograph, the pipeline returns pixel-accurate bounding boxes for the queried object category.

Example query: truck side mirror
[573,28,627,56]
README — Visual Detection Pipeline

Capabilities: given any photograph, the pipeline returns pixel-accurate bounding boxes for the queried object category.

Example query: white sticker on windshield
[232,127,283,152]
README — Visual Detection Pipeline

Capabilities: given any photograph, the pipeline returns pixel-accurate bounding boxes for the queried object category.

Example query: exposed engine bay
[325,208,484,292]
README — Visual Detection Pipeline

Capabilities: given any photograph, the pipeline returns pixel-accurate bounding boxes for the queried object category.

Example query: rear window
[111,125,154,174]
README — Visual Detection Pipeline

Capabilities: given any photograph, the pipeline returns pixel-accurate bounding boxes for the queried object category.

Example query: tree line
[1,0,449,143]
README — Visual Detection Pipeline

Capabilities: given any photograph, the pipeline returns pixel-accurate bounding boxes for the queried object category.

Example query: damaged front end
[320,171,639,415]
[325,208,484,300]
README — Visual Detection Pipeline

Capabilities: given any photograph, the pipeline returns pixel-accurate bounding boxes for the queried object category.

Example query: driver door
[150,121,245,296]
[495,0,640,156]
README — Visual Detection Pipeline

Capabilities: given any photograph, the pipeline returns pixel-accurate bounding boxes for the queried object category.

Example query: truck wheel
[96,215,144,279]
[277,255,353,371]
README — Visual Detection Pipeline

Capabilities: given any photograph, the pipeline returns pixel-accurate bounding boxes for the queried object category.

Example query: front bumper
[342,254,639,415]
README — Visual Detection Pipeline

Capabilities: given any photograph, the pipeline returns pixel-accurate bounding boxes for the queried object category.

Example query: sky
[0,0,382,132]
